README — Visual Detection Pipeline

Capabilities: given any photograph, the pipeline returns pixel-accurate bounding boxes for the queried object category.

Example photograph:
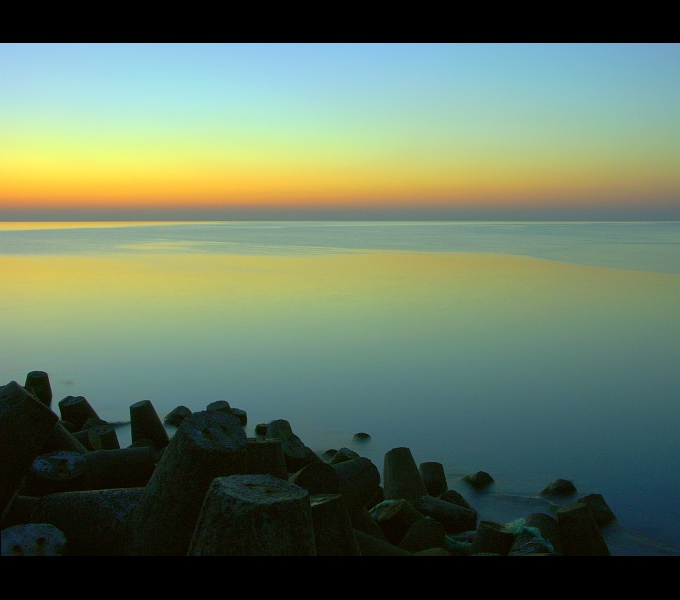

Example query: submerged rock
[463,471,494,489]
[539,478,577,497]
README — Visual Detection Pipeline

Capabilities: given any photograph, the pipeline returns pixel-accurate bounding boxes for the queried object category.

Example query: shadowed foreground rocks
[1,374,621,556]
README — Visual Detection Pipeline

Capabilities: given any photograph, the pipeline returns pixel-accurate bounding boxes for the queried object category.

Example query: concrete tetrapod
[127,410,247,556]
[19,447,158,496]
[189,474,316,556]
[130,399,170,450]
[24,371,52,408]
[310,493,361,556]
[0,381,59,517]
[329,456,381,518]
[57,396,100,431]
[418,461,448,497]
[245,437,288,480]
[556,501,610,556]
[30,488,145,555]
[383,447,428,500]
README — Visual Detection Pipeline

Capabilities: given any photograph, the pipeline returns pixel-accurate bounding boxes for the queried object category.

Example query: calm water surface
[1,221,678,555]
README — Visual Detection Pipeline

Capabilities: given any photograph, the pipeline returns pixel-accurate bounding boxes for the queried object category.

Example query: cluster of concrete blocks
[1,372,616,556]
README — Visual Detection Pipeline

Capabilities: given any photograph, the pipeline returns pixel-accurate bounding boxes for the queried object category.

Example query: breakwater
[1,372,617,556]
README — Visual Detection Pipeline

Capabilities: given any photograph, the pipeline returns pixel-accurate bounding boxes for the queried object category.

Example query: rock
[463,470,494,489]
[321,449,338,462]
[540,478,577,497]
[577,493,617,526]
[206,400,232,414]
[164,405,192,427]
[254,423,268,436]
[353,432,370,440]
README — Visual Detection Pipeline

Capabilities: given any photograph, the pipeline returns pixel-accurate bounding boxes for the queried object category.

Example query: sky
[0,43,678,221]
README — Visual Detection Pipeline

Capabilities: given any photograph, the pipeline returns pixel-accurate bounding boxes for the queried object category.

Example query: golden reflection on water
[2,250,677,391]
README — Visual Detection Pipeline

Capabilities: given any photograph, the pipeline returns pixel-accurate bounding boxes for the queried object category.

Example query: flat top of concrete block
[31,451,86,480]
[212,474,309,504]
[1,523,67,556]
[180,410,247,451]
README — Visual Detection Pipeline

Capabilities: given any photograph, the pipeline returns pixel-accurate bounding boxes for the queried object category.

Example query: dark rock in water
[577,493,616,526]
[254,423,268,437]
[164,406,192,427]
[353,432,370,440]
[321,449,338,463]
[540,478,577,497]
[463,471,494,489]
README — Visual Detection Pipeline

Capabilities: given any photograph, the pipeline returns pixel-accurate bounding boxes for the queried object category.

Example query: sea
[1,220,678,555]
